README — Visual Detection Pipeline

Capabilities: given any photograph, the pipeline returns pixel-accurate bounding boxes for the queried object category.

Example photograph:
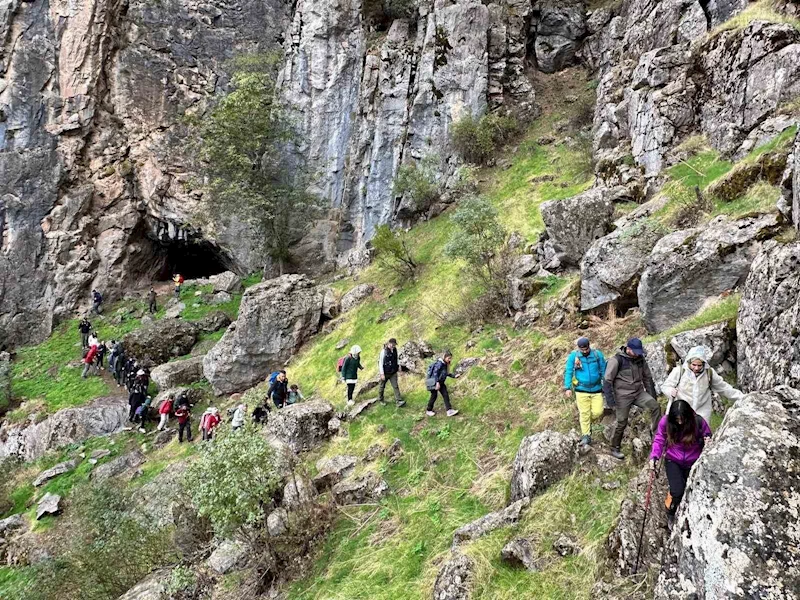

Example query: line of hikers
[336,339,461,417]
[563,336,744,524]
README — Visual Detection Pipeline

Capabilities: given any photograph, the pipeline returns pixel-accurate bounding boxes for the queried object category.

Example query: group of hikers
[563,336,744,524]
[78,317,111,379]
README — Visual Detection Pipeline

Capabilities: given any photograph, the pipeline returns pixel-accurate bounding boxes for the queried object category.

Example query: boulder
[90,448,111,460]
[335,338,349,351]
[0,352,11,412]
[339,283,375,313]
[452,498,529,547]
[510,430,578,501]
[164,302,186,319]
[33,459,79,487]
[398,340,435,373]
[433,552,474,600]
[209,271,243,294]
[534,0,588,73]
[207,539,248,574]
[117,571,170,600]
[195,311,232,333]
[349,396,380,420]
[321,287,338,320]
[332,472,389,505]
[267,508,289,537]
[91,450,145,482]
[0,396,128,462]
[122,319,199,366]
[606,464,669,577]
[0,514,25,536]
[793,130,800,230]
[283,476,317,508]
[264,400,335,454]
[151,356,205,390]
[203,275,325,394]
[553,533,580,556]
[643,339,670,396]
[313,454,357,490]
[501,538,541,571]
[737,241,800,392]
[638,214,782,333]
[539,189,615,266]
[36,493,61,520]
[210,291,233,305]
[655,387,800,598]
[669,321,734,367]
[453,358,479,378]
[136,462,188,527]
[364,443,383,462]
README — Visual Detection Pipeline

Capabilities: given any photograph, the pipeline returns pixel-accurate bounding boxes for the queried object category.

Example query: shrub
[372,224,419,280]
[451,112,519,165]
[363,0,417,22]
[393,156,441,212]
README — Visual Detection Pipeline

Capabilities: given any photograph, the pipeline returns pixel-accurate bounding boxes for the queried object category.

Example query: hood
[683,346,710,369]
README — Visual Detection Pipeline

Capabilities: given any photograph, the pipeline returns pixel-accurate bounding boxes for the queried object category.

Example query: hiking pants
[575,392,604,436]
[174,286,181,299]
[91,302,102,315]
[82,363,95,378]
[149,299,157,313]
[665,460,692,515]
[427,383,452,412]
[610,388,660,449]
[202,428,213,441]
[157,414,168,431]
[81,333,89,349]
[179,421,192,442]
[347,383,356,402]
[378,372,401,404]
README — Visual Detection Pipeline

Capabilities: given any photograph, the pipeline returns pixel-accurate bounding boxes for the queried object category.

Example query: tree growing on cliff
[372,224,418,280]
[198,53,320,274]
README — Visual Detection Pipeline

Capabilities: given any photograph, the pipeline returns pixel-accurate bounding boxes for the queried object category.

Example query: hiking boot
[446,409,459,417]
[610,447,625,460]
[579,435,591,446]
[426,410,435,417]
[347,400,355,407]
[396,400,406,408]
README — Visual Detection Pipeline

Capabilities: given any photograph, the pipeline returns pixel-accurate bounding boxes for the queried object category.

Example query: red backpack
[336,356,347,373]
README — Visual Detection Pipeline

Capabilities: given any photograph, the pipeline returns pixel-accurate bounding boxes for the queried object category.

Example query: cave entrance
[153,238,233,281]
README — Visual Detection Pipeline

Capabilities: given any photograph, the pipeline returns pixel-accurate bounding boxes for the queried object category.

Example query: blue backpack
[269,371,281,385]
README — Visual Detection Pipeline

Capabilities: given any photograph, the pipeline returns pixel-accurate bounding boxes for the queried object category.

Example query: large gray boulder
[91,450,145,482]
[433,552,474,600]
[0,396,128,462]
[331,472,389,505]
[539,188,615,267]
[655,387,800,598]
[339,283,375,314]
[36,493,61,520]
[209,271,243,294]
[398,340,434,374]
[195,311,232,334]
[122,319,199,366]
[313,454,357,490]
[638,214,782,333]
[669,321,734,368]
[737,241,800,392]
[510,430,578,502]
[203,275,325,394]
[117,571,170,600]
[452,498,529,548]
[151,355,205,390]
[264,400,335,454]
[207,539,248,574]
[136,462,188,527]
[533,0,588,73]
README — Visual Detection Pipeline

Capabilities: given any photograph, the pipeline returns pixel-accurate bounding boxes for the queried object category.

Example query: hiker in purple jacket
[650,399,712,526]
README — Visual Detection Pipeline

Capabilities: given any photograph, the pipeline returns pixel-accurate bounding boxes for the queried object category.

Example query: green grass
[0,566,37,599]
[645,294,740,342]
[710,0,800,36]
[712,181,781,218]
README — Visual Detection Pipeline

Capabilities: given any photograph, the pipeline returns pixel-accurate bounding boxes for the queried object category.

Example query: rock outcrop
[452,498,529,547]
[331,472,389,505]
[737,241,800,392]
[433,552,474,600]
[639,214,782,333]
[655,387,800,598]
[203,275,325,394]
[264,400,335,454]
[151,355,205,390]
[339,284,375,314]
[0,396,128,462]
[91,450,145,482]
[510,430,578,502]
[33,459,79,487]
[122,319,199,366]
[36,493,62,520]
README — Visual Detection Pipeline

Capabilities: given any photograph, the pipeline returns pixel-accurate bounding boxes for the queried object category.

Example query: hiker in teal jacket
[563,337,607,446]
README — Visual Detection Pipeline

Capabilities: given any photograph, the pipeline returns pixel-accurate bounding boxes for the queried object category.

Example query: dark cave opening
[153,238,233,281]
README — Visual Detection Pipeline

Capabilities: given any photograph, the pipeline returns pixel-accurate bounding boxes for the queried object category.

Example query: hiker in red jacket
[81,344,99,378]
[200,406,221,441]
[175,402,193,443]
[157,393,174,431]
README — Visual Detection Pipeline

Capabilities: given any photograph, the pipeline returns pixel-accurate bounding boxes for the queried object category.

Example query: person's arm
[563,352,575,391]
[358,357,363,371]
[650,416,667,465]
[700,417,712,439]
[603,357,619,407]
[598,351,607,382]
[661,366,680,399]
[643,361,657,399]
[709,368,745,402]
[378,349,386,377]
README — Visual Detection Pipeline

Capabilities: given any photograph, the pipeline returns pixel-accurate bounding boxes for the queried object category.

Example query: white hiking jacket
[661,346,744,423]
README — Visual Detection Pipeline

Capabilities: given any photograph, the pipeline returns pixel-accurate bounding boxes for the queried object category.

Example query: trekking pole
[633,454,663,575]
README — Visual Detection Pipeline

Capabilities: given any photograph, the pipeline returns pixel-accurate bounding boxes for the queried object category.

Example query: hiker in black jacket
[426,351,459,417]
[268,371,289,409]
[378,338,405,407]
[78,317,92,349]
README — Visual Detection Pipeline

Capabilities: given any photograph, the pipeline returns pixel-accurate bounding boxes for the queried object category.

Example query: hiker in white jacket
[661,346,744,424]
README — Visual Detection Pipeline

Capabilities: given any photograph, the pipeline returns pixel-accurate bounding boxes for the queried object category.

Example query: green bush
[372,224,419,280]
[451,112,519,165]
[393,156,441,212]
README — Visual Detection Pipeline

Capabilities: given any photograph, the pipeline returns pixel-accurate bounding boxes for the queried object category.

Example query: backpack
[426,361,438,379]
[178,275,184,284]
[94,292,102,303]
[336,356,346,373]
[269,371,281,385]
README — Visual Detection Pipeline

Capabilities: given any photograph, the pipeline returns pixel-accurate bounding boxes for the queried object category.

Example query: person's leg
[610,395,634,449]
[178,422,185,442]
[575,392,592,436]
[440,384,452,411]
[129,405,137,422]
[158,414,167,430]
[377,378,388,403]
[633,389,662,436]
[389,373,402,403]
[187,422,193,442]
[347,383,356,403]
[202,428,208,441]
[82,363,89,378]
[427,390,438,412]
[664,461,690,515]
[81,333,88,348]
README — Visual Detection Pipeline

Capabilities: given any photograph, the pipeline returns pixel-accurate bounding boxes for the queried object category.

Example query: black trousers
[179,421,193,442]
[427,383,452,411]
[149,299,157,313]
[347,383,356,402]
[129,404,141,422]
[665,460,692,515]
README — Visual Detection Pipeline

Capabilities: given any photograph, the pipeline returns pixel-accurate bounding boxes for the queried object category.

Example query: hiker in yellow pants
[563,337,607,446]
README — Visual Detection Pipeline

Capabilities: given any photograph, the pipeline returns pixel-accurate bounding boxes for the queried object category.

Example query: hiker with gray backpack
[378,338,405,407]
[660,345,744,426]
[425,351,460,417]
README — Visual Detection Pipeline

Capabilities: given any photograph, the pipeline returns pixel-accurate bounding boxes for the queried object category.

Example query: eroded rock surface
[510,430,578,501]
[264,399,335,454]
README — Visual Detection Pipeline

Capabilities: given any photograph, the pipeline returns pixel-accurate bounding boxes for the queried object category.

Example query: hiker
[173,273,184,299]
[78,317,92,349]
[148,287,157,314]
[88,331,99,349]
[108,339,119,371]
[426,351,460,417]
[252,403,270,424]
[231,403,247,430]
[661,346,744,426]
[341,346,363,406]
[268,371,289,409]
[157,393,174,431]
[378,338,405,407]
[81,344,99,378]
[90,289,103,315]
[650,399,712,526]
[124,359,137,391]
[95,341,108,370]
[175,401,193,442]
[200,406,221,441]
[135,395,153,431]
[113,350,126,386]
[128,383,146,422]
[563,337,607,446]
[603,338,661,460]
[287,384,304,405]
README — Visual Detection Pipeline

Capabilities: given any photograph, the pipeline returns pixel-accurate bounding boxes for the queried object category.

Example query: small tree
[372,224,418,280]
[451,112,519,165]
[184,424,283,540]
[393,155,441,212]
[198,53,321,274]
